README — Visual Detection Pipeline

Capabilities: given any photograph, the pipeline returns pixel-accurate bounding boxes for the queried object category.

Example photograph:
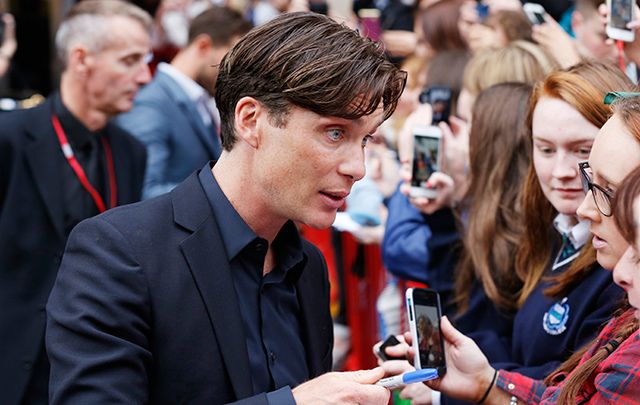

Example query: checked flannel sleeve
[496,311,640,405]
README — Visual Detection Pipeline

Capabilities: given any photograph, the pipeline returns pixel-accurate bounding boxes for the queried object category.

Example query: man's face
[83,16,152,115]
[573,12,616,62]
[197,36,242,96]
[252,103,384,230]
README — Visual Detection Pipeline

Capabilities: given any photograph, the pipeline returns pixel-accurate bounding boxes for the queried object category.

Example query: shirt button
[508,383,515,390]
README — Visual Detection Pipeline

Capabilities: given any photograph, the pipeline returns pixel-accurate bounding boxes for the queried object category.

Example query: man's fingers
[347,367,386,384]
[381,359,414,376]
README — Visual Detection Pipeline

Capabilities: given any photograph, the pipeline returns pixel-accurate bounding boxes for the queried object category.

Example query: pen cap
[402,368,439,384]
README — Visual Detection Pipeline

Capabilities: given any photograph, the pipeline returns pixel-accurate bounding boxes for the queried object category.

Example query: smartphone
[376,335,405,361]
[419,86,452,125]
[358,8,381,42]
[523,3,546,25]
[406,288,446,375]
[410,126,442,199]
[607,0,635,42]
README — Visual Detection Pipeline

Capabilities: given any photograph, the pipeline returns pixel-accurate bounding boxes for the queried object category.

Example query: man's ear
[193,34,214,56]
[234,96,263,148]
[68,46,91,76]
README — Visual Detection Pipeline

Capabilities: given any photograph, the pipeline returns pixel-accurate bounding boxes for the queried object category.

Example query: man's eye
[327,129,343,141]
[121,55,141,67]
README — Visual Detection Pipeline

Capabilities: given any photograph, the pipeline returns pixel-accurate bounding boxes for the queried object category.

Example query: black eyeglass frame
[578,161,614,217]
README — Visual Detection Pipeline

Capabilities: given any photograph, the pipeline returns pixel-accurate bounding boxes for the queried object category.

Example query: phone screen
[411,132,441,189]
[419,86,451,125]
[407,289,446,372]
[611,0,633,30]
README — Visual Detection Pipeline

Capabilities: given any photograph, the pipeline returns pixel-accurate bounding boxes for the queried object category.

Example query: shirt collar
[158,62,208,104]
[553,213,591,249]
[197,163,305,275]
[53,92,101,150]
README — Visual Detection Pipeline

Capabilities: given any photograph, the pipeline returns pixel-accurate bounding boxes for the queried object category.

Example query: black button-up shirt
[53,93,108,236]
[198,164,309,403]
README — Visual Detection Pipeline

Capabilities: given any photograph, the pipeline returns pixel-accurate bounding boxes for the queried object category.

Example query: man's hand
[292,368,390,405]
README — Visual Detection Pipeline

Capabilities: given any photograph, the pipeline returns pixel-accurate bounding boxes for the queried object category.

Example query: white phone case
[405,288,422,369]
[606,0,635,42]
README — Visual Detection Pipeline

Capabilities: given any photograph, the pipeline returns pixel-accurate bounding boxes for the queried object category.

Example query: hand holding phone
[607,0,635,42]
[523,3,546,25]
[406,288,446,375]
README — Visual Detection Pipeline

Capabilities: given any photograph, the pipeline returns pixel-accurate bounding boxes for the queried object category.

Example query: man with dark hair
[0,1,150,404]
[572,0,616,62]
[47,11,406,404]
[118,6,252,199]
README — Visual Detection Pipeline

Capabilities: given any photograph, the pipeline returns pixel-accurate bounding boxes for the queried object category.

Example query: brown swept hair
[215,12,407,151]
[187,6,252,46]
[454,82,532,312]
[516,61,634,307]
[549,139,640,403]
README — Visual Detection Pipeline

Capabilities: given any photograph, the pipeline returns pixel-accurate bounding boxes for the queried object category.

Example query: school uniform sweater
[443,217,622,405]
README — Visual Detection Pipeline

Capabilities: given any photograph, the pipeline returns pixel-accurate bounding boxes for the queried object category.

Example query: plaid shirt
[497,309,640,404]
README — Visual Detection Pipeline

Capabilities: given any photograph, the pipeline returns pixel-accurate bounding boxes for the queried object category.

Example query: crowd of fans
[3,0,640,404]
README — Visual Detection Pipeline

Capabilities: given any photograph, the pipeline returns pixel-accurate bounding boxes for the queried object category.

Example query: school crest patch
[543,297,570,335]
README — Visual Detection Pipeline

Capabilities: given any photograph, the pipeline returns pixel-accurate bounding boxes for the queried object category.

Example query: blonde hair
[463,40,558,96]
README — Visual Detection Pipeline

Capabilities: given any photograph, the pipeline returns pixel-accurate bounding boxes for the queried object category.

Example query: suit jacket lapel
[25,99,65,239]
[156,72,220,158]
[173,175,253,399]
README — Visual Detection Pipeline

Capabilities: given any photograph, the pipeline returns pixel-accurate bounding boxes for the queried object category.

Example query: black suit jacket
[46,172,334,404]
[0,97,146,405]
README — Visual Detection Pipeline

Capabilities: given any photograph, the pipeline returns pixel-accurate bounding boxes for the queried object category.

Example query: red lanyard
[51,115,117,213]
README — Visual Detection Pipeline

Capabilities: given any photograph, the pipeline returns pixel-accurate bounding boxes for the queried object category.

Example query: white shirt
[551,213,590,270]
[552,213,590,249]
